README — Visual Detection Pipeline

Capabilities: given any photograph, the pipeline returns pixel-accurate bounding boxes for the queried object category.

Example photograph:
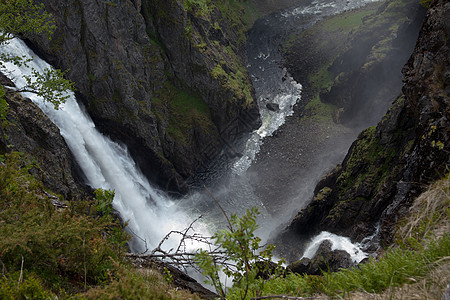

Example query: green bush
[0,271,56,300]
[195,207,284,299]
[0,152,129,295]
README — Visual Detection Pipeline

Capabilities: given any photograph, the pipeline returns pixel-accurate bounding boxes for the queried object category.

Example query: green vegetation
[285,0,418,124]
[85,267,202,299]
[152,83,215,145]
[0,152,127,297]
[0,0,55,43]
[179,0,256,106]
[2,149,447,298]
[303,95,337,122]
[212,63,253,107]
[0,0,75,118]
[195,207,283,299]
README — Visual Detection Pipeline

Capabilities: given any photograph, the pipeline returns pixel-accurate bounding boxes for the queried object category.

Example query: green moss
[152,82,215,146]
[211,64,253,107]
[321,9,375,32]
[303,95,337,122]
[0,85,8,119]
[308,63,335,92]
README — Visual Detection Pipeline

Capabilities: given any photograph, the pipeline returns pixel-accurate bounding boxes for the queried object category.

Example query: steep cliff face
[25,0,260,194]
[280,0,449,257]
[0,74,86,199]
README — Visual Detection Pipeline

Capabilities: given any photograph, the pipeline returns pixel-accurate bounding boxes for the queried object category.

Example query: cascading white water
[302,231,368,263]
[0,38,210,253]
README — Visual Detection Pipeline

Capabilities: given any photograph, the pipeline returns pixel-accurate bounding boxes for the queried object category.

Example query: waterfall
[0,38,209,253]
[302,231,367,263]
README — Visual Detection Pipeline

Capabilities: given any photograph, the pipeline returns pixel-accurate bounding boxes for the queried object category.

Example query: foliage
[225,175,450,299]
[420,0,431,8]
[0,271,56,299]
[0,85,7,119]
[0,0,74,111]
[225,234,449,299]
[0,152,129,295]
[0,0,56,43]
[84,266,203,299]
[195,207,284,299]
[19,67,75,109]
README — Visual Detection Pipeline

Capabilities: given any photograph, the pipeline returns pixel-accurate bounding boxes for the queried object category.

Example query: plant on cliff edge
[0,0,74,118]
[195,207,284,299]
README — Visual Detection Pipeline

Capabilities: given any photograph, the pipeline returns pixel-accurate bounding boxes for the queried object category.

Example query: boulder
[287,240,355,275]
[266,102,280,112]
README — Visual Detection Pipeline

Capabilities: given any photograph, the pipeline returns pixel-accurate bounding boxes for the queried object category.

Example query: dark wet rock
[0,73,87,199]
[255,260,285,279]
[266,102,280,112]
[280,0,449,249]
[287,240,355,275]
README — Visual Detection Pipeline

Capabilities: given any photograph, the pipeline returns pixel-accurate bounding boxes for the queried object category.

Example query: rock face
[287,240,355,275]
[26,0,260,194]
[0,74,87,199]
[280,0,449,249]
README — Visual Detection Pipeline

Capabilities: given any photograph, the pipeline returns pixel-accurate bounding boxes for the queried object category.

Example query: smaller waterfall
[302,231,368,263]
[0,38,210,253]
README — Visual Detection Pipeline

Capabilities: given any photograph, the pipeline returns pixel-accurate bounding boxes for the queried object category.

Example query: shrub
[0,152,129,294]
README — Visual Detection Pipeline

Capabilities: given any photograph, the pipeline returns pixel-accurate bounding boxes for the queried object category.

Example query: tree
[0,0,74,118]
[195,207,284,299]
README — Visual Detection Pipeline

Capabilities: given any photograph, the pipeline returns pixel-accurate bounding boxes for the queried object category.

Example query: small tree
[0,0,74,118]
[195,207,284,299]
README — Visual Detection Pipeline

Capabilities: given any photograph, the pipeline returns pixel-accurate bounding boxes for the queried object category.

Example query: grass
[302,95,337,122]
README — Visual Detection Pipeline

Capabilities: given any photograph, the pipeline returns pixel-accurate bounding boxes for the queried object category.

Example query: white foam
[302,231,368,263]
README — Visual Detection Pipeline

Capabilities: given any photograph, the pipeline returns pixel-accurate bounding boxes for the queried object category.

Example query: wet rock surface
[287,240,355,275]
[0,73,87,199]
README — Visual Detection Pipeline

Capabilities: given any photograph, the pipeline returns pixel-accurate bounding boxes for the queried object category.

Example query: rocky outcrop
[26,0,260,194]
[0,74,87,199]
[287,240,355,275]
[279,0,449,251]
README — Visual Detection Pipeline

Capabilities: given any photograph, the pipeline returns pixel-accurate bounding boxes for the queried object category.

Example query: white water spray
[0,38,210,252]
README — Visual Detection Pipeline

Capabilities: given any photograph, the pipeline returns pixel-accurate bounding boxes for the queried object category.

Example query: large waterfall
[0,38,210,253]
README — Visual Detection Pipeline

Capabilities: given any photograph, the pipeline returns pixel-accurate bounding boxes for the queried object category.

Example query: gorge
[0,0,448,298]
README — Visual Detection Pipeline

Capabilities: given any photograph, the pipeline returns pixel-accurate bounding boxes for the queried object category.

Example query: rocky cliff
[24,0,261,194]
[279,0,449,259]
[0,74,87,199]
